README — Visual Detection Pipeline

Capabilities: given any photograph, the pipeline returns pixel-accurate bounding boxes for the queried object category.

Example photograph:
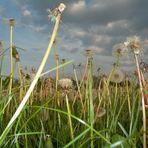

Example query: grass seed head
[31,67,36,79]
[20,69,25,79]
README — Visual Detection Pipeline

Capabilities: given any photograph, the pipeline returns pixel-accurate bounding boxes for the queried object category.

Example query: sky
[0,0,148,77]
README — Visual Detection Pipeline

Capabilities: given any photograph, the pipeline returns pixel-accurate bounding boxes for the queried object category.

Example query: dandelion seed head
[112,43,127,58]
[97,107,106,118]
[58,3,66,13]
[125,36,142,54]
[110,69,125,83]
[47,3,66,22]
[127,36,140,49]
[58,78,73,90]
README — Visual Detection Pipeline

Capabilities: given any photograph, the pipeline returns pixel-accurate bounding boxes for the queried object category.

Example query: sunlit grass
[0,3,147,148]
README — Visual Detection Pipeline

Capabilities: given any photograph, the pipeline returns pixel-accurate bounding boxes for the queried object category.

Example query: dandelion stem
[88,58,94,148]
[65,94,74,144]
[0,11,63,145]
[134,54,147,148]
[7,24,14,115]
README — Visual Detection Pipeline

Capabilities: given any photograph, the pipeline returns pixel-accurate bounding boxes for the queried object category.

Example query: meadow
[0,3,148,148]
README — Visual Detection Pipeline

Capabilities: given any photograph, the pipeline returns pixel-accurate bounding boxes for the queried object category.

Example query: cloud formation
[0,0,148,74]
[23,9,32,17]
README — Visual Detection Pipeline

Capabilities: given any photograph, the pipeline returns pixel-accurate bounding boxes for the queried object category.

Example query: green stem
[126,78,131,117]
[73,67,84,108]
[0,48,4,98]
[134,54,147,148]
[18,62,23,103]
[7,25,14,115]
[65,94,74,145]
[0,13,62,146]
[88,58,94,148]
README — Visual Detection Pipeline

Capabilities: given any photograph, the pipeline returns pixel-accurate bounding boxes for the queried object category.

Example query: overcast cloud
[0,0,148,75]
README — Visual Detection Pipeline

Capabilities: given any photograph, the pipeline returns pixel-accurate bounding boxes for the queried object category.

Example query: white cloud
[60,39,81,53]
[92,0,129,8]
[74,30,87,38]
[23,9,32,17]
[90,20,129,34]
[2,0,148,73]
[69,0,86,12]
[31,25,46,32]
[93,35,111,45]
[69,28,87,38]
[107,20,129,29]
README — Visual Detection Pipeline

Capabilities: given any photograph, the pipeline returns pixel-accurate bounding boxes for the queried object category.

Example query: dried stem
[134,54,147,148]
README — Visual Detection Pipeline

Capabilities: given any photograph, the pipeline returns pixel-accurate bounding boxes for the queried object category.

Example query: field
[0,3,148,148]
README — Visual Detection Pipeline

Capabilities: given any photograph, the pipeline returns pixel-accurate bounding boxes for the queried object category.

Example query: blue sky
[0,0,148,77]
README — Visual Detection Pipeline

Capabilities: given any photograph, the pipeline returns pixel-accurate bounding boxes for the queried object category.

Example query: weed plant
[0,4,147,148]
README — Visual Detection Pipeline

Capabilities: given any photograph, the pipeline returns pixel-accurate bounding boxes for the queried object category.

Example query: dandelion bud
[55,54,59,60]
[62,58,66,63]
[9,18,15,26]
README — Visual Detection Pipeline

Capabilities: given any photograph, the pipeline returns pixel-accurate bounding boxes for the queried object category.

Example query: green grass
[0,62,146,147]
[0,8,147,147]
